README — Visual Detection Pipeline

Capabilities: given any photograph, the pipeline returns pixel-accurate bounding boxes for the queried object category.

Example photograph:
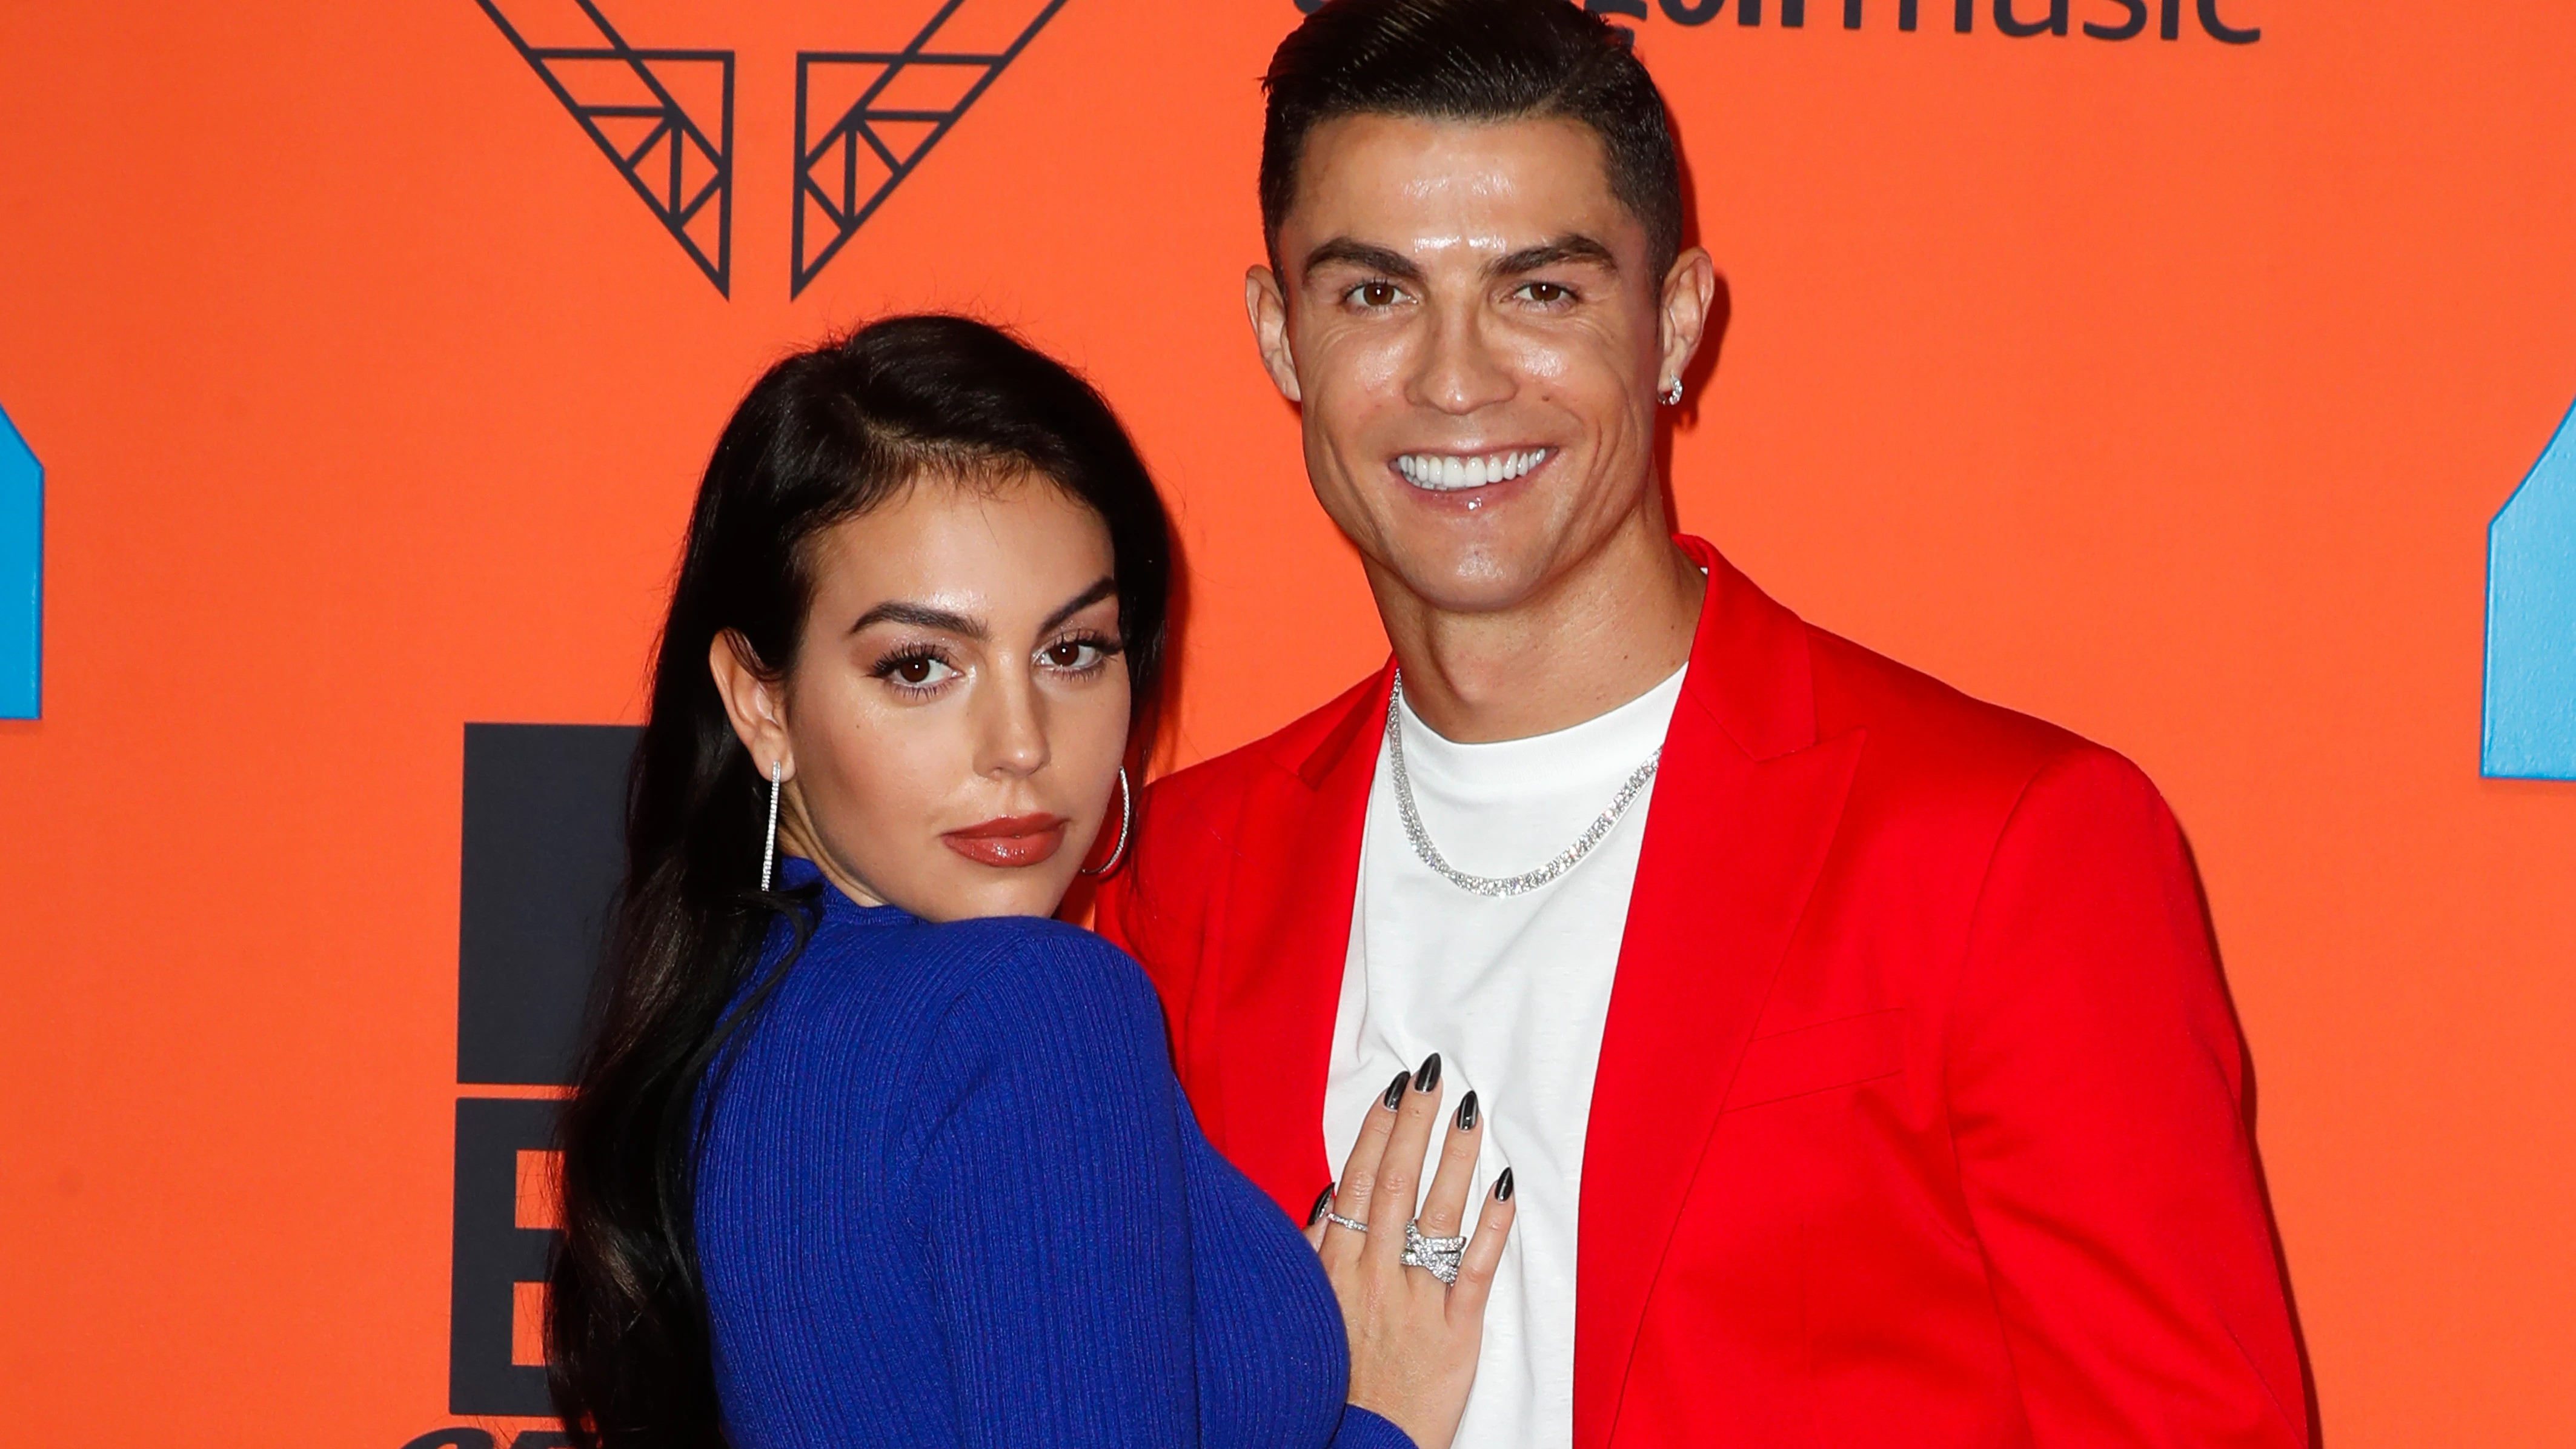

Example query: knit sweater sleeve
[906,920,1418,1449]
[910,921,1203,1448]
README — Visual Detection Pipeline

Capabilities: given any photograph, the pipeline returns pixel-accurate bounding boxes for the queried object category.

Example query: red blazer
[1097,536,2309,1449]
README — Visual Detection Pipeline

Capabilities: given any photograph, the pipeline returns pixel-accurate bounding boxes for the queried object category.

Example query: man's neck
[1372,516,1704,745]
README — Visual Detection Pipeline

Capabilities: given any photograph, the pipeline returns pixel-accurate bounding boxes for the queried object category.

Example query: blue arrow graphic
[2484,396,2576,779]
[0,402,39,720]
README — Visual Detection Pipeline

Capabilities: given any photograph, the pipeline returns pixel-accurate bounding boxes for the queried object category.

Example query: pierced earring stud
[1659,378,1685,407]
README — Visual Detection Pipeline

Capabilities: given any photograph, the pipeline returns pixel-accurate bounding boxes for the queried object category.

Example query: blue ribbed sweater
[694,859,1415,1449]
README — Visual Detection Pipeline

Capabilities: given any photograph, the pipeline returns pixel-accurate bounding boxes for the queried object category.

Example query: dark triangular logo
[477,0,734,296]
[793,0,1071,296]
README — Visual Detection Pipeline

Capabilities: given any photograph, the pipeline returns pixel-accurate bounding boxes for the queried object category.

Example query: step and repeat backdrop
[2,2,2572,1445]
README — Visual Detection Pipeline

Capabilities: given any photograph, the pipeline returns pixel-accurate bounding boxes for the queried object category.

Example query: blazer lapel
[1205,665,1392,1216]
[1574,542,1865,1449]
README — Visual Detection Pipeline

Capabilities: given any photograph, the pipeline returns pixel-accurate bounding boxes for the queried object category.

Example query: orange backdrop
[4,2,2572,1444]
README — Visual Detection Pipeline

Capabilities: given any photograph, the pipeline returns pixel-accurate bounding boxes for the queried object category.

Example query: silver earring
[1659,378,1685,407]
[760,759,782,891]
[1080,765,1134,878]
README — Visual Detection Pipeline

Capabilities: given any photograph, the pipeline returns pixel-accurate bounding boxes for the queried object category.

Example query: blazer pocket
[1721,1007,1906,1113]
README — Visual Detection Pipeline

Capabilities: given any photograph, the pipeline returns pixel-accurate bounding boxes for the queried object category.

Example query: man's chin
[1377,548,1564,617]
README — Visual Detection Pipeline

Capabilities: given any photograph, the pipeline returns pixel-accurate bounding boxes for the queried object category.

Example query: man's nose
[1407,305,1515,416]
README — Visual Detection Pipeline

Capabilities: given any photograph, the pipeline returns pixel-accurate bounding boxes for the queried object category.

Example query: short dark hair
[1260,0,1684,274]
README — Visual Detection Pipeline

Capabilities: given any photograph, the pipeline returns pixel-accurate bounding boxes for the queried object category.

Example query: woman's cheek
[1066,674,1134,777]
[810,702,935,876]
[851,707,958,829]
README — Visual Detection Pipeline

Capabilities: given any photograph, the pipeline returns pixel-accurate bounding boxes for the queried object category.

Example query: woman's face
[712,470,1131,922]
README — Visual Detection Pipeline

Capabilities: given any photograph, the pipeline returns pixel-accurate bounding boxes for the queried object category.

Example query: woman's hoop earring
[760,759,782,892]
[1659,378,1685,407]
[1079,765,1134,878]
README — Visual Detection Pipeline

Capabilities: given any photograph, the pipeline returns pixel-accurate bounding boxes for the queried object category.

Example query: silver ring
[1401,1221,1468,1284]
[1322,1211,1369,1234]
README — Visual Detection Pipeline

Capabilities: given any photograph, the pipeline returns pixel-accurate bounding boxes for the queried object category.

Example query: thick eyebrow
[1299,234,1620,285]
[845,575,1116,641]
[849,600,985,639]
[1490,234,1619,278]
[1038,575,1119,636]
[1301,237,1426,284]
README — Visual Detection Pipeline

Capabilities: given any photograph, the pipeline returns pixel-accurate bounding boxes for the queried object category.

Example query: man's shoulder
[1799,622,2154,821]
[1140,669,1381,826]
[1104,669,1380,960]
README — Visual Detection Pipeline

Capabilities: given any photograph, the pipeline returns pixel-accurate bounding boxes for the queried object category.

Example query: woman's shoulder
[722,912,1174,1159]
[798,907,1161,1046]
[920,910,1134,962]
[892,918,1181,1155]
[921,915,1163,1039]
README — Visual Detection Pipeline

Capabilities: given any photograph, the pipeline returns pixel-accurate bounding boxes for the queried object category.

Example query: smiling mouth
[1393,448,1552,492]
[940,814,1069,869]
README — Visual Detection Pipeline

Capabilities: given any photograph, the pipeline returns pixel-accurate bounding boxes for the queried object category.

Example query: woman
[545,316,1513,1449]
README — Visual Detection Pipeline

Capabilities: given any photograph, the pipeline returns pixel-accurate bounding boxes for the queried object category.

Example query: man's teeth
[1393,449,1548,491]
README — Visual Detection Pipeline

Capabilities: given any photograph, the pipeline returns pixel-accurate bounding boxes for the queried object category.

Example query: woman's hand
[1306,1055,1515,1449]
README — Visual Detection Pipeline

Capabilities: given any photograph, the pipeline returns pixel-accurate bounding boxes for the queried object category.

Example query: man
[1097,1,2311,1445]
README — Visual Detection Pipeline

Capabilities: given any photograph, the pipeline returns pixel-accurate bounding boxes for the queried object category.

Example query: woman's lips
[939,814,1069,869]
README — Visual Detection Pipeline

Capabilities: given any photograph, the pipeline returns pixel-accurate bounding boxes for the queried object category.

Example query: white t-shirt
[1323,665,1688,1449]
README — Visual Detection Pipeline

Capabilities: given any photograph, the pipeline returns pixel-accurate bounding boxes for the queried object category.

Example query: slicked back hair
[1260,0,1685,277]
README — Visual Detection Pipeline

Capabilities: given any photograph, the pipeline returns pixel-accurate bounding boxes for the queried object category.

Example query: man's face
[1249,113,1712,615]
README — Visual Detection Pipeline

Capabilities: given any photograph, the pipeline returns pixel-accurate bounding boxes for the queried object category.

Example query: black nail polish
[1383,1070,1410,1111]
[1495,1168,1515,1201]
[1414,1052,1442,1093]
[1309,1185,1335,1227]
[1455,1090,1479,1132]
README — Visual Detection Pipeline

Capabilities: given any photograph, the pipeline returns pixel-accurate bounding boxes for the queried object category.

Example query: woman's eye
[880,654,958,689]
[1042,639,1105,671]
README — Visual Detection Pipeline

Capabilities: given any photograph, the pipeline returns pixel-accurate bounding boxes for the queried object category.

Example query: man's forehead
[1287,111,1632,237]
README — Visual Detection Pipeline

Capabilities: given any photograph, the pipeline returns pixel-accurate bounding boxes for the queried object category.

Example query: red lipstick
[940,814,1069,869]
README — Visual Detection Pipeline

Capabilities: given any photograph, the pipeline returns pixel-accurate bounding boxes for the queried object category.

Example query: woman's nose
[974,668,1051,778]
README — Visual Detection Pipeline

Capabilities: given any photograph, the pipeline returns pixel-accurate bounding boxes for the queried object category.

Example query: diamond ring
[1401,1220,1469,1284]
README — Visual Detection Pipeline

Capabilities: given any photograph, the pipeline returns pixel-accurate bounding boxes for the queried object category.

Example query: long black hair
[545,315,1173,1448]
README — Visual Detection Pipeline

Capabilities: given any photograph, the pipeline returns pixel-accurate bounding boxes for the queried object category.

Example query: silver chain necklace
[1386,670,1661,898]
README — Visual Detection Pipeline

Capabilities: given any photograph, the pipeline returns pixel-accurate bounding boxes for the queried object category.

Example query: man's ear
[1245,264,1303,404]
[1655,247,1721,396]
[706,629,795,782]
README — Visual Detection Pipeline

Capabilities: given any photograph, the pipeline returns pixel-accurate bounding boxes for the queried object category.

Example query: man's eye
[1349,281,1404,308]
[1518,282,1572,305]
